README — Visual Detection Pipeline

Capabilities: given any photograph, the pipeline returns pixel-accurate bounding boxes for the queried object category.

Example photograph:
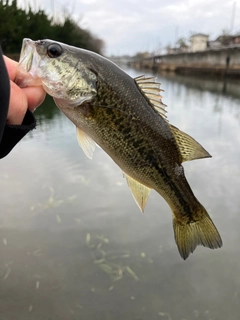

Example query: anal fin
[125,173,151,212]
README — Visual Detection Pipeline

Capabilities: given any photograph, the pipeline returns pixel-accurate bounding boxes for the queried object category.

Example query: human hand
[3,56,46,125]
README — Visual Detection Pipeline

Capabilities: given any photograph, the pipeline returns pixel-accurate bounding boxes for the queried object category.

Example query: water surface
[1,69,240,320]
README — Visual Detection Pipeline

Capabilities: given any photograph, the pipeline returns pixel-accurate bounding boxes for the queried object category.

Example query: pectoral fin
[76,127,96,159]
[169,124,211,162]
[125,174,151,212]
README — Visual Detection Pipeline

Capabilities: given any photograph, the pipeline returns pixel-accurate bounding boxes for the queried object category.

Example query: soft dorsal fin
[169,124,211,162]
[125,173,151,212]
[76,127,96,159]
[134,75,167,121]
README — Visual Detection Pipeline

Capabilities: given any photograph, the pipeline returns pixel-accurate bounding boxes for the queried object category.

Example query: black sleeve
[0,46,9,142]
[0,45,36,159]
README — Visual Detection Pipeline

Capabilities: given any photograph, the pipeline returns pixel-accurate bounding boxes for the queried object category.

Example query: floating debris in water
[30,186,76,213]
[78,175,91,186]
[193,310,199,318]
[108,285,114,291]
[33,248,42,256]
[159,245,163,254]
[86,233,138,282]
[126,266,139,281]
[30,204,41,212]
[86,233,109,250]
[106,253,130,260]
[116,181,124,186]
[2,267,11,281]
[27,248,42,257]
[33,274,43,279]
[140,252,146,258]
[98,264,113,274]
[85,233,91,247]
[158,312,172,320]
[28,305,33,312]
[94,258,106,264]
[67,195,77,202]
[56,214,62,224]
[74,218,81,225]
[36,281,40,289]
[2,238,7,245]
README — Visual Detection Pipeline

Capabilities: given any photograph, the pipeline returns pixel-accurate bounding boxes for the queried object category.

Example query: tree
[176,37,187,48]
[0,0,105,54]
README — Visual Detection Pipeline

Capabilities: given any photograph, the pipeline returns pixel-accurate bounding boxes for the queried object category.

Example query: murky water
[1,68,240,320]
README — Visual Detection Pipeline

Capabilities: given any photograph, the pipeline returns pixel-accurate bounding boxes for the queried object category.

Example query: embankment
[130,46,240,78]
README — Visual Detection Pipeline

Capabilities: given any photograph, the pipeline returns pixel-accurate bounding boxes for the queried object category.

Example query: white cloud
[17,0,240,55]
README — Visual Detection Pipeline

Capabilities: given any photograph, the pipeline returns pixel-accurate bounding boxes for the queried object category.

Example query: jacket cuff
[0,110,36,159]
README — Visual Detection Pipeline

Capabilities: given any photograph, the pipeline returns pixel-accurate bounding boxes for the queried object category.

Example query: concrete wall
[155,47,240,68]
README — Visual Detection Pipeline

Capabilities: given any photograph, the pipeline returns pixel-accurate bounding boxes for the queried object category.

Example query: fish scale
[79,85,207,225]
[16,38,222,259]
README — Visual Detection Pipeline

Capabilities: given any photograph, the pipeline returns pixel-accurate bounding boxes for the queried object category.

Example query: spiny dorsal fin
[134,75,167,121]
[169,124,211,162]
[125,173,151,212]
[76,127,96,159]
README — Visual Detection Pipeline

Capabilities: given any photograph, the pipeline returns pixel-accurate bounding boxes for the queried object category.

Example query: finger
[7,81,28,125]
[3,56,18,81]
[7,81,46,125]
[22,86,46,111]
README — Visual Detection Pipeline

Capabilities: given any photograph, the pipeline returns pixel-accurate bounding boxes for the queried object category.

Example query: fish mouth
[18,38,35,72]
[16,38,42,88]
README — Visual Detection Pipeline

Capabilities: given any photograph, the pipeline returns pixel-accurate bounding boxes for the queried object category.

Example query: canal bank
[130,46,240,78]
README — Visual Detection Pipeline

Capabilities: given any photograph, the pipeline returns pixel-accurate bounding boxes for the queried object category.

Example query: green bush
[0,0,104,54]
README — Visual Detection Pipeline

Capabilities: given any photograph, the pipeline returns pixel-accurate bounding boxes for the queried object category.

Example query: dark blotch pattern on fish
[18,38,222,259]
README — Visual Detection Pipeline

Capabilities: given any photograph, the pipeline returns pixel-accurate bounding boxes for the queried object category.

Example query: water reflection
[0,68,240,319]
[156,71,240,99]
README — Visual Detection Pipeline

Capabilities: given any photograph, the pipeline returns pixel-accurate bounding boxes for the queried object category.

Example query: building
[215,34,234,46]
[189,33,209,52]
[208,33,240,49]
[207,40,222,49]
[232,33,240,45]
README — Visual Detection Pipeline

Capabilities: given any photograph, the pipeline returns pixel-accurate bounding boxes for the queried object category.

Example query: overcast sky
[19,0,239,56]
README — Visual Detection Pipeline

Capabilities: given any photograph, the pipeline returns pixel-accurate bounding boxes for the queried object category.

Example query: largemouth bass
[16,38,222,259]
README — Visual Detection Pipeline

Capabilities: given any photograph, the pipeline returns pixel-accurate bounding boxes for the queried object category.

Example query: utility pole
[230,1,236,33]
[51,0,55,23]
[175,26,179,45]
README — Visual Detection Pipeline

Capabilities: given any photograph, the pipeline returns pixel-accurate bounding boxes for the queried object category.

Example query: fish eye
[47,43,63,58]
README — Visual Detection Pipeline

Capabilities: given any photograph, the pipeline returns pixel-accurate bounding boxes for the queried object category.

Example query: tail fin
[173,207,222,260]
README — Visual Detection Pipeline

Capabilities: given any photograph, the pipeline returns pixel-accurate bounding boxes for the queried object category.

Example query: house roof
[190,33,209,38]
[216,35,234,41]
